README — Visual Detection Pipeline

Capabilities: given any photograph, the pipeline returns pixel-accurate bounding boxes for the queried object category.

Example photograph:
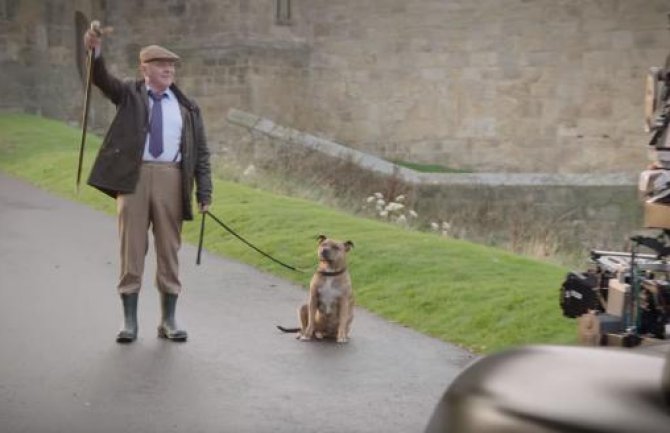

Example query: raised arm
[83,27,124,105]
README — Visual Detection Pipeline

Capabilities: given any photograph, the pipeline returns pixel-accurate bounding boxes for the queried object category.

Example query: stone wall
[226,107,643,260]
[296,0,669,173]
[0,0,668,174]
[222,111,643,262]
[0,0,89,121]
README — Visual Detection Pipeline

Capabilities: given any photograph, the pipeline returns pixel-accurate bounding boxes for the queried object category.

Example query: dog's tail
[276,325,301,333]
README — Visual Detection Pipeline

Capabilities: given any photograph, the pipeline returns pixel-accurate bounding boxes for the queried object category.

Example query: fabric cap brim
[139,45,180,63]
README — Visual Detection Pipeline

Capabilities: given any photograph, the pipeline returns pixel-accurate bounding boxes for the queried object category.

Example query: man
[84,29,212,343]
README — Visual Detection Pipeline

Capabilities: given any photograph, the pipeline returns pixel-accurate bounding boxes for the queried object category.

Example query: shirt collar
[146,86,174,100]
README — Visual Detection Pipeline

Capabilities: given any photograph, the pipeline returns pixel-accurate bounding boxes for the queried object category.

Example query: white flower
[243,164,256,176]
[394,194,406,202]
[379,210,389,218]
[366,196,376,203]
[385,202,405,212]
[442,221,451,230]
[376,199,386,207]
[430,222,439,230]
[396,214,407,224]
[409,210,418,218]
[374,192,384,199]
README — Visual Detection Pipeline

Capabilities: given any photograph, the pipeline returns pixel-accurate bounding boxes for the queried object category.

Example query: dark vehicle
[424,235,670,432]
[424,342,670,432]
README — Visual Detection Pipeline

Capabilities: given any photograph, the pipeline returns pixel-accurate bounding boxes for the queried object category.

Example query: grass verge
[0,113,576,353]
[392,160,471,173]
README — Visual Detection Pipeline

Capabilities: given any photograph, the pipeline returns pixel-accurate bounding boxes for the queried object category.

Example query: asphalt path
[0,173,474,433]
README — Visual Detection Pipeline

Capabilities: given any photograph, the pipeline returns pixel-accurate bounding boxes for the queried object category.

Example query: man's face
[141,59,176,92]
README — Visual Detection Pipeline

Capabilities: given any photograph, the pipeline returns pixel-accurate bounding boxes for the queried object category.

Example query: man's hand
[83,28,101,51]
[198,203,210,214]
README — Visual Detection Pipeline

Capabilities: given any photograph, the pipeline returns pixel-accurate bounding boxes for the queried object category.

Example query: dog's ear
[316,234,327,244]
[344,240,354,251]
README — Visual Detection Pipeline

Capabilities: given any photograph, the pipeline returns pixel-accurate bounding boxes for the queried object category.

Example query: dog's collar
[318,268,347,277]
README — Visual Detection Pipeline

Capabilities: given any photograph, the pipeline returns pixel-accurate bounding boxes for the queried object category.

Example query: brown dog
[277,235,355,343]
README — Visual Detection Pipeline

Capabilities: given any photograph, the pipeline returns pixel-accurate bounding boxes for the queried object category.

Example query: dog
[277,235,354,343]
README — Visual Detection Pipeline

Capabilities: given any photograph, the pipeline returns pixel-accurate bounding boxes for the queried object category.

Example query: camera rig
[563,53,670,348]
[560,233,670,347]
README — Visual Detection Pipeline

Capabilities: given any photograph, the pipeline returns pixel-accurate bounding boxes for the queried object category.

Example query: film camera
[560,235,670,346]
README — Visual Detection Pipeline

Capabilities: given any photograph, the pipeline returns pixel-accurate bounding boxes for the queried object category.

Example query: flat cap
[139,45,180,63]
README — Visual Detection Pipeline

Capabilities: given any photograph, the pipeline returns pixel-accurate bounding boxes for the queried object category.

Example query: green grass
[392,160,471,173]
[0,113,576,353]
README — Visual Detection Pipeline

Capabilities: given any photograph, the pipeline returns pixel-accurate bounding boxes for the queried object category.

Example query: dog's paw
[336,336,349,344]
[299,335,312,342]
[314,332,324,340]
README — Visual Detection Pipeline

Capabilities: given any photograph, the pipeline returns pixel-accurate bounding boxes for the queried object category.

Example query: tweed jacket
[87,56,212,221]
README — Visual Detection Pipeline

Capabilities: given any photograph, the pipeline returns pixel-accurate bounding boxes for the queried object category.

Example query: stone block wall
[1,0,668,174]
[0,0,88,121]
[295,0,669,173]
[224,112,642,260]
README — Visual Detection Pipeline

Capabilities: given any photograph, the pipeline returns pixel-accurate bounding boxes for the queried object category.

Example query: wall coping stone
[227,108,637,187]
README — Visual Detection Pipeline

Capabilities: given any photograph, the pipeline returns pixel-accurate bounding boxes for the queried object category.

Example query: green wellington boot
[116,293,138,343]
[157,293,188,342]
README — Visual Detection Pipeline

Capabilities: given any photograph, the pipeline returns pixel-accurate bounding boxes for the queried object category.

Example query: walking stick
[75,21,102,194]
[76,20,107,194]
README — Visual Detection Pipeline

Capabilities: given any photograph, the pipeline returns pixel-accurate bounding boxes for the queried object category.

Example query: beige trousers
[117,162,183,295]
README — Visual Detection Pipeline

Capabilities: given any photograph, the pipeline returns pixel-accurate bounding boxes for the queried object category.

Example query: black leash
[196,210,307,273]
[196,212,205,265]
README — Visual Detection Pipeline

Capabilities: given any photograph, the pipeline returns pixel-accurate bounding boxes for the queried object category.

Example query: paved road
[0,173,474,433]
